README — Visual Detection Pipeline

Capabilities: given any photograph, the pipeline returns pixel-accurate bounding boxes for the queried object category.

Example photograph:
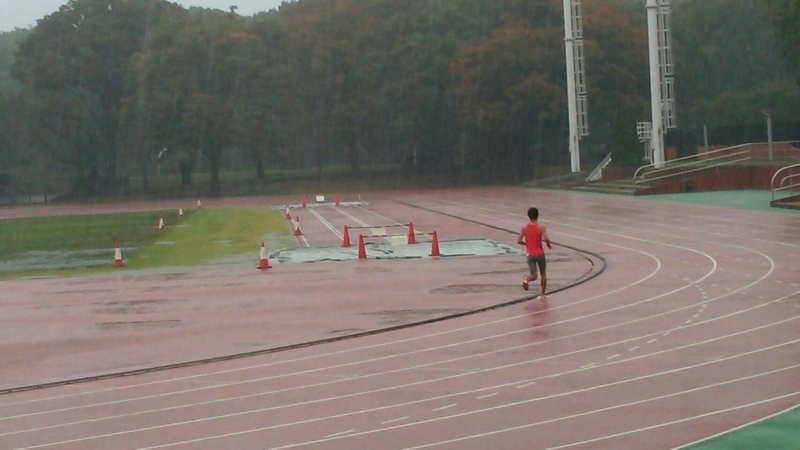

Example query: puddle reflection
[525,298,551,341]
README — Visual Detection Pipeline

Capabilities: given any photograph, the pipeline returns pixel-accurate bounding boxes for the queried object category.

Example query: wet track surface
[0,187,797,449]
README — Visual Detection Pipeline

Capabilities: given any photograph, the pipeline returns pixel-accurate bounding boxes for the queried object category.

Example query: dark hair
[527,207,539,220]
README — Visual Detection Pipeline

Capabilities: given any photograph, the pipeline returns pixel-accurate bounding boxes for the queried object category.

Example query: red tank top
[525,223,544,256]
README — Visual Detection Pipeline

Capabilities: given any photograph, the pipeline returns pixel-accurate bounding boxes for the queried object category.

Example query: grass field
[0,208,293,280]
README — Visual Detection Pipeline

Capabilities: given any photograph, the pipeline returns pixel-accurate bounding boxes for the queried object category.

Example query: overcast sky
[0,0,291,32]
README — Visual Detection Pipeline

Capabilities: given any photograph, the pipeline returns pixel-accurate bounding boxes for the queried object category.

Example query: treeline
[0,0,798,198]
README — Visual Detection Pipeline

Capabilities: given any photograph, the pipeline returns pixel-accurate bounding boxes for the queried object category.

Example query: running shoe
[522,278,529,291]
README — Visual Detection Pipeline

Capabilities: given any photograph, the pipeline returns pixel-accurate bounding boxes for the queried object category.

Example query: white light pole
[646,0,665,168]
[563,0,580,173]
[762,110,773,160]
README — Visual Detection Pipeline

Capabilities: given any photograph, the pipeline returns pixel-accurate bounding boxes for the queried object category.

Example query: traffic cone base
[358,235,367,259]
[430,231,440,257]
[342,226,351,247]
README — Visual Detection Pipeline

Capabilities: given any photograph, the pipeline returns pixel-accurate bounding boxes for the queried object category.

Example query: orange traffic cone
[293,218,303,236]
[302,195,307,208]
[430,231,440,257]
[158,216,165,231]
[334,193,340,206]
[358,234,367,259]
[197,199,202,209]
[407,222,417,244]
[113,242,124,267]
[342,225,351,247]
[284,207,292,220]
[178,208,184,218]
[258,241,271,269]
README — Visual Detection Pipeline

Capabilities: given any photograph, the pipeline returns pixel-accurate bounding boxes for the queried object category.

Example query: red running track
[0,187,798,450]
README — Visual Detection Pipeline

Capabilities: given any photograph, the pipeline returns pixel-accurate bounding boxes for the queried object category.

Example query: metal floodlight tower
[563,0,589,173]
[646,0,677,169]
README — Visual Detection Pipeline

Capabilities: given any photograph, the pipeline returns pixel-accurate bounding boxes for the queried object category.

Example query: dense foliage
[0,0,798,197]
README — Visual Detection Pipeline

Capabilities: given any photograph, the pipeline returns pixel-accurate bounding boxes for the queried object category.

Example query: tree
[0,30,29,93]
[609,106,642,167]
[11,0,179,196]
[672,0,799,127]
[764,0,800,72]
[230,14,300,180]
[133,8,255,194]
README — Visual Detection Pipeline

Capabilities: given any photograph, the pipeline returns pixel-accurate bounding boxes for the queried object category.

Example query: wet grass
[0,208,292,279]
[128,208,291,269]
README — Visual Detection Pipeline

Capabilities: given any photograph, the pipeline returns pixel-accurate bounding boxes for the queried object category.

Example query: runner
[517,206,552,298]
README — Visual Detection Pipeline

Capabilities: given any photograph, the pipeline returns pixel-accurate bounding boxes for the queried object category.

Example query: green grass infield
[0,208,293,279]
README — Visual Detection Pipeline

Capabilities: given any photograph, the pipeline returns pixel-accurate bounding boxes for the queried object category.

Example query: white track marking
[5,252,782,435]
[10,314,798,449]
[431,404,457,412]
[539,393,800,450]
[307,208,342,239]
[0,238,668,411]
[669,403,800,450]
[381,417,409,425]
[273,363,800,450]
[3,192,797,449]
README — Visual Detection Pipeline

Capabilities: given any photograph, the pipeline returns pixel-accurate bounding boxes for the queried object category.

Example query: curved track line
[404,385,800,450]
[6,280,795,442]
[11,316,800,450]
[0,195,768,420]
[0,241,666,420]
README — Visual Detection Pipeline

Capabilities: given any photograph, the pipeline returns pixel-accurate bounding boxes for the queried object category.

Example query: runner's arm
[541,225,552,249]
[517,227,526,246]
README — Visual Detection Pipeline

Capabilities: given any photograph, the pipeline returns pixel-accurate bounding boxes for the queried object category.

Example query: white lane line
[9,253,780,440]
[332,206,370,227]
[515,381,536,389]
[269,360,800,450]
[671,402,800,450]
[0,238,668,413]
[432,404,457,412]
[540,393,800,450]
[308,208,342,240]
[628,346,639,352]
[606,354,619,361]
[6,201,780,440]
[381,417,409,425]
[397,373,800,450]
[46,309,800,449]
[477,393,499,399]
[324,429,354,438]
[647,339,657,344]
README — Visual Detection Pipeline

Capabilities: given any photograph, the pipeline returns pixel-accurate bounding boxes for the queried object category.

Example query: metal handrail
[633,143,751,179]
[586,153,612,182]
[634,156,751,186]
[770,163,800,201]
